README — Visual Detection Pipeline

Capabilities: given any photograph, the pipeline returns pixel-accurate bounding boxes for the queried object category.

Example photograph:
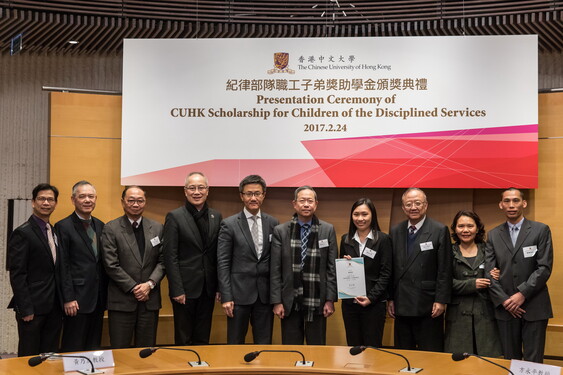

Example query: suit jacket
[389,217,452,317]
[163,205,222,299]
[7,216,62,316]
[55,212,107,314]
[339,231,392,304]
[270,218,338,314]
[485,218,553,321]
[102,215,165,312]
[217,211,279,305]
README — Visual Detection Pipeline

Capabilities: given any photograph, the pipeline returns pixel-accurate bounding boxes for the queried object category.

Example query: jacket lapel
[499,223,515,255]
[238,212,257,259]
[121,216,143,265]
[29,217,55,265]
[72,213,96,260]
[181,206,204,250]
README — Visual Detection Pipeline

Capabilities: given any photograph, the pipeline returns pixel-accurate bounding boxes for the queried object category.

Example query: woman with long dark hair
[339,198,392,347]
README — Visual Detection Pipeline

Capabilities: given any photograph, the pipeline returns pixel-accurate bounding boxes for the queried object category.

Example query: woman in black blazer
[339,198,392,347]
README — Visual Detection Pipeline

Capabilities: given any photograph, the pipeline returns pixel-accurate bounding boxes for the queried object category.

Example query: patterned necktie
[82,219,98,257]
[251,216,261,258]
[301,224,311,269]
[407,225,417,256]
[46,223,57,263]
[510,226,519,247]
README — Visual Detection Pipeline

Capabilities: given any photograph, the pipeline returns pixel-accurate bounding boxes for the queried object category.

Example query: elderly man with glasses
[163,172,222,345]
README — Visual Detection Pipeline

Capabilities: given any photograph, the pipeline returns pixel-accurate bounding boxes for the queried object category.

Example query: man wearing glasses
[163,172,222,345]
[55,180,107,352]
[270,186,337,345]
[387,188,452,352]
[217,175,279,344]
[101,186,165,348]
[8,183,62,356]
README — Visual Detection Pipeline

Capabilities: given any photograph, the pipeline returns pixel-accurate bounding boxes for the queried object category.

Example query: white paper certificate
[336,258,366,299]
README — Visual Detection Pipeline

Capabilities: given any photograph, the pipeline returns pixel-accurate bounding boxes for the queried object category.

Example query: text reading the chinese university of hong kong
[169,77,487,131]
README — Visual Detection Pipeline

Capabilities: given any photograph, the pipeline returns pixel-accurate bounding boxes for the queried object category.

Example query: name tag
[523,245,537,258]
[363,247,376,259]
[318,239,329,248]
[150,236,161,246]
[479,263,485,269]
[420,241,434,251]
[269,234,272,242]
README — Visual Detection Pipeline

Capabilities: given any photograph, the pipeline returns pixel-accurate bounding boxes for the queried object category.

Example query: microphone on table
[28,353,103,374]
[452,352,514,375]
[139,346,208,367]
[243,349,313,367]
[350,346,422,373]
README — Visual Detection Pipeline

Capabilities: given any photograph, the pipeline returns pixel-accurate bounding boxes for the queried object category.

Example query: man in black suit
[485,188,553,363]
[102,186,165,348]
[218,175,279,344]
[270,186,337,345]
[8,183,62,357]
[163,172,222,345]
[55,180,107,352]
[387,188,452,352]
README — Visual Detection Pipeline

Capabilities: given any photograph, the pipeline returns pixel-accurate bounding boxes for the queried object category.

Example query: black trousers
[16,306,62,357]
[394,315,444,352]
[227,300,273,344]
[171,292,215,345]
[281,306,326,345]
[108,303,159,349]
[342,300,386,347]
[60,303,105,352]
[497,318,548,363]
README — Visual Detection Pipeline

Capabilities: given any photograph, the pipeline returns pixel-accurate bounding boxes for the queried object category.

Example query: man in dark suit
[55,180,107,352]
[8,183,63,357]
[270,186,337,345]
[218,175,279,344]
[485,187,553,363]
[102,186,165,348]
[163,172,222,345]
[387,188,452,352]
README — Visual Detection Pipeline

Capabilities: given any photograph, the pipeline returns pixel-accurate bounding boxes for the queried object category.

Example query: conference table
[0,345,512,374]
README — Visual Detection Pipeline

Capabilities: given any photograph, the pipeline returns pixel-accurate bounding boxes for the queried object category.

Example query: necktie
[510,226,519,247]
[407,225,417,256]
[301,224,311,269]
[83,219,98,257]
[250,216,261,258]
[132,221,138,229]
[46,223,57,263]
[132,221,145,260]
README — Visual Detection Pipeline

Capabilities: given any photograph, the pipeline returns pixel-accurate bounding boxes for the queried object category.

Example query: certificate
[335,258,366,299]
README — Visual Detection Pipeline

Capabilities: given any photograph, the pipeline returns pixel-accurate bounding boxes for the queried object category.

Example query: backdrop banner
[122,36,538,188]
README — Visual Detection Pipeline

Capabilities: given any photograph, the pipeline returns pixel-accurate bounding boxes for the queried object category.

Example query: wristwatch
[147,280,156,290]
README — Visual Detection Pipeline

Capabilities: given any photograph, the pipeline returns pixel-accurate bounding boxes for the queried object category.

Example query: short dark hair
[121,185,146,199]
[347,198,380,243]
[502,187,525,200]
[239,175,266,193]
[294,185,317,201]
[450,210,486,244]
[32,183,59,201]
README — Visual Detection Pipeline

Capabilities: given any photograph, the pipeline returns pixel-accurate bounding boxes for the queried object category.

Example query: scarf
[290,214,321,322]
[185,201,209,249]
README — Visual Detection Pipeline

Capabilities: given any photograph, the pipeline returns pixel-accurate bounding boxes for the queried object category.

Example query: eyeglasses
[297,199,316,205]
[125,199,146,206]
[242,191,264,198]
[403,201,425,209]
[185,185,208,193]
[36,197,56,203]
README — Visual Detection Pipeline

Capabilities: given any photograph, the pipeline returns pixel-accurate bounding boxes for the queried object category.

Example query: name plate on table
[62,351,114,372]
[336,257,366,299]
[510,359,561,375]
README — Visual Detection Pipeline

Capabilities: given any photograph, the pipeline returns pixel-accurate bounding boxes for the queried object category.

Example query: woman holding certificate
[444,210,502,357]
[339,198,392,347]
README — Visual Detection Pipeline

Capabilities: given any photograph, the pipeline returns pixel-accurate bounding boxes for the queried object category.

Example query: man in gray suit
[163,172,222,345]
[102,186,165,348]
[270,186,337,345]
[387,188,452,352]
[485,187,553,363]
[218,175,279,344]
